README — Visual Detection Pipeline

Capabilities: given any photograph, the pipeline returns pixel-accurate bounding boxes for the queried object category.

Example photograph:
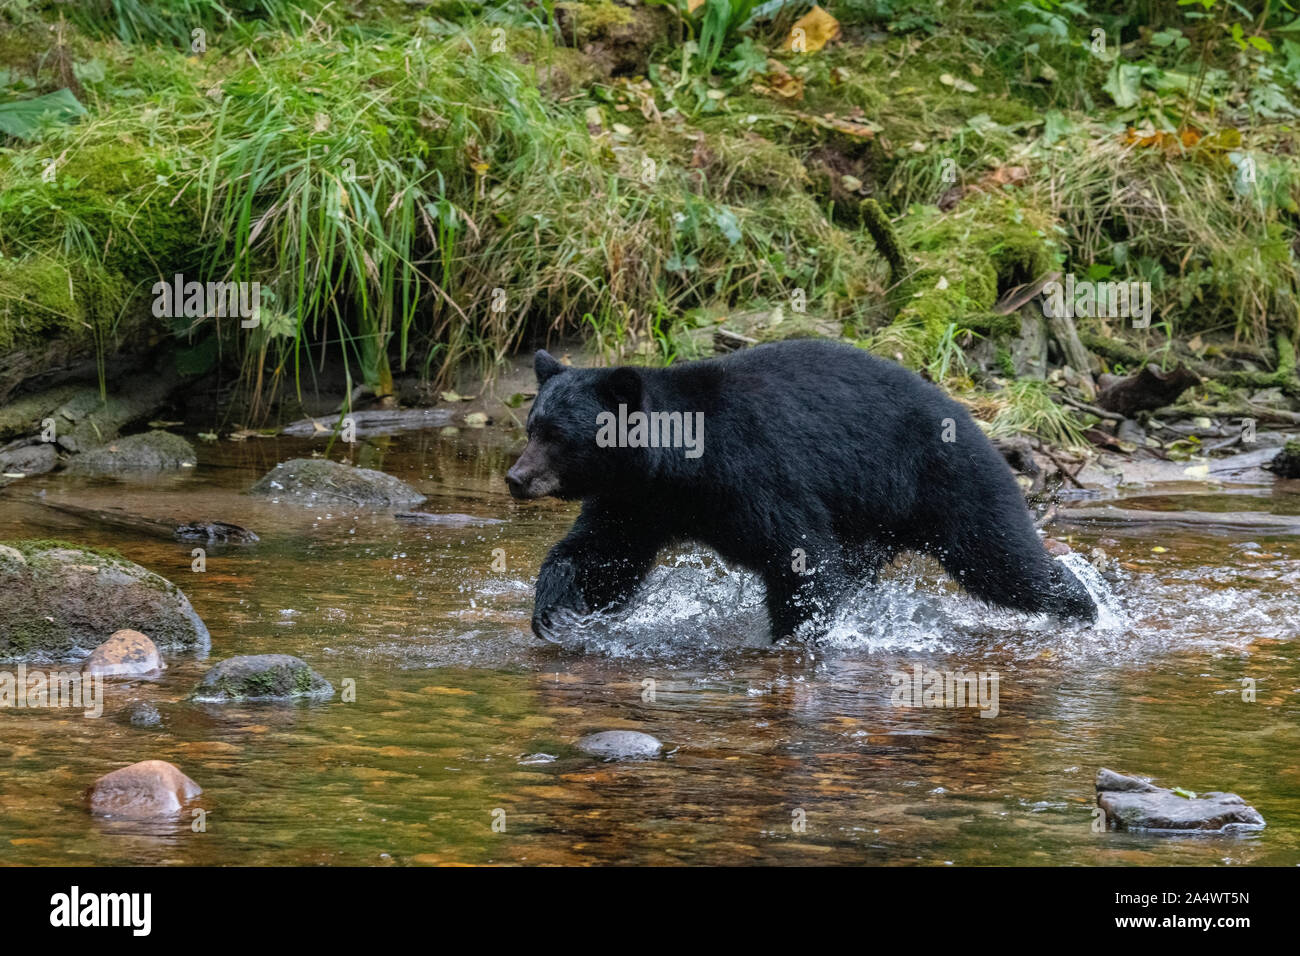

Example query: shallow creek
[1,429,1297,865]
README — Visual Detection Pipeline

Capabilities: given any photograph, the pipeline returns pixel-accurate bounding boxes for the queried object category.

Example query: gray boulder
[0,439,56,476]
[1096,768,1265,832]
[65,431,196,476]
[127,702,163,728]
[249,458,424,507]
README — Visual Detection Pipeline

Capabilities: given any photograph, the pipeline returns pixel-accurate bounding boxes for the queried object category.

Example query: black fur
[506,340,1097,641]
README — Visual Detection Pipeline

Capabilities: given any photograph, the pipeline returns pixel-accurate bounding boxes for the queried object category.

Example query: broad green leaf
[0,88,86,140]
[1103,61,1143,108]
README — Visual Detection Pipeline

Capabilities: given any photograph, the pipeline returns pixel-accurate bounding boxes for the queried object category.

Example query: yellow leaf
[687,0,706,11]
[782,5,840,54]
[757,60,805,101]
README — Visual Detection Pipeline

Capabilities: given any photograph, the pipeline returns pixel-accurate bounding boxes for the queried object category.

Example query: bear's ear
[534,350,564,385]
[600,366,642,411]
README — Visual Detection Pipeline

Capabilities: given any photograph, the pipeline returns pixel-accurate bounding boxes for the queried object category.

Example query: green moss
[872,194,1056,370]
[860,199,903,282]
[1,615,65,655]
[0,256,86,352]
[0,538,128,566]
[7,139,199,280]
[554,1,636,42]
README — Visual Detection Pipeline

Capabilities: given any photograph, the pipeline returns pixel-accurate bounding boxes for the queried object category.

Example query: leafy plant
[0,88,85,139]
[690,0,761,74]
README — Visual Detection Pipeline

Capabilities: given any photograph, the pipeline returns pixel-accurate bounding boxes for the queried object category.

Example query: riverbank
[2,1,1298,478]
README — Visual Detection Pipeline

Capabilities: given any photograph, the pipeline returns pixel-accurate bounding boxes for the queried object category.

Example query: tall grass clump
[189,17,873,408]
[63,0,329,46]
[1029,126,1300,344]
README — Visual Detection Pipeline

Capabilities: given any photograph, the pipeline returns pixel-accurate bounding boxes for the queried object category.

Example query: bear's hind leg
[933,518,1097,623]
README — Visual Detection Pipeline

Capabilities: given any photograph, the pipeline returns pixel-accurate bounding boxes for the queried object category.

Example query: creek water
[1,428,1297,865]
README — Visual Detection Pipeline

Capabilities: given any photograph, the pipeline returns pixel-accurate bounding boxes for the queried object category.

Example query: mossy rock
[249,458,425,507]
[0,258,128,403]
[0,539,209,660]
[65,430,197,476]
[0,384,84,441]
[1265,439,1300,479]
[553,1,673,77]
[0,139,199,284]
[0,256,89,355]
[190,654,333,703]
[876,195,1057,368]
[1,373,186,454]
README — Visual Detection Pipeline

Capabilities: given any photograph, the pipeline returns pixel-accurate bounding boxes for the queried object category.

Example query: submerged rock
[394,511,504,527]
[88,760,201,819]
[173,521,259,544]
[0,540,209,659]
[1096,768,1265,832]
[191,654,333,702]
[249,458,425,508]
[1265,438,1300,479]
[577,730,663,760]
[127,702,163,728]
[85,629,165,678]
[519,753,558,766]
[64,431,196,476]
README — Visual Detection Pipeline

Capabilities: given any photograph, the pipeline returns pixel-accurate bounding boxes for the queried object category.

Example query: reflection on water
[0,430,1298,865]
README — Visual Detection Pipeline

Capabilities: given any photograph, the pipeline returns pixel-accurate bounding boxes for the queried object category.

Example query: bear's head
[505,350,646,500]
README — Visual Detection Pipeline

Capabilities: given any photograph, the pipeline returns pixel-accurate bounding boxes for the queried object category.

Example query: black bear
[506,340,1097,641]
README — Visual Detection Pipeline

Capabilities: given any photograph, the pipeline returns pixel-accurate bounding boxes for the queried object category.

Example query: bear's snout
[505,466,534,499]
[506,442,560,500]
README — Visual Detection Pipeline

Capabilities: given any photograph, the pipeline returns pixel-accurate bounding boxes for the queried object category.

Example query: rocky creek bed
[0,426,1296,865]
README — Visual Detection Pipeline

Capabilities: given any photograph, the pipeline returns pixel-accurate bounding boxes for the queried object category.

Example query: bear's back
[708,339,959,427]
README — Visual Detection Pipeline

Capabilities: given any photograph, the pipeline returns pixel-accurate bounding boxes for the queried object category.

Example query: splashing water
[542,549,1132,661]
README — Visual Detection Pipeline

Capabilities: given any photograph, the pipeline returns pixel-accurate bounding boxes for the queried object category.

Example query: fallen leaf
[757,59,804,100]
[939,73,978,93]
[790,110,878,138]
[782,5,841,54]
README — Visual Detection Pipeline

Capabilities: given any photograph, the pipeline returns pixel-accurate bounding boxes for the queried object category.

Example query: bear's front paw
[535,551,586,608]
[532,603,586,642]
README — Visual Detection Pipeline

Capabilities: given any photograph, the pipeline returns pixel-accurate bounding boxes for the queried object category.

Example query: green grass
[1,0,1298,438]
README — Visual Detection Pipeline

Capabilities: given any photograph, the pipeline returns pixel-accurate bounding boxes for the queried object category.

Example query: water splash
[539,549,1136,661]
